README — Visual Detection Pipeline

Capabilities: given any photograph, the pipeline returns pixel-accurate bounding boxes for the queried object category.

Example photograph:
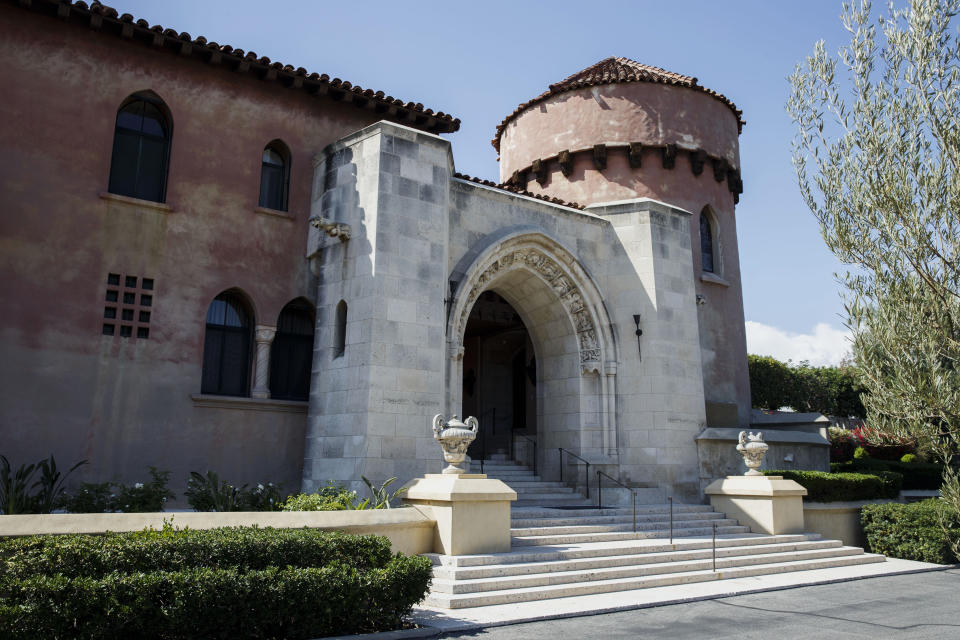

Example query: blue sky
[117,0,861,364]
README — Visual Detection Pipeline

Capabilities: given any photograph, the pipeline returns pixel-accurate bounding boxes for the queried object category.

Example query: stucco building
[1,0,750,502]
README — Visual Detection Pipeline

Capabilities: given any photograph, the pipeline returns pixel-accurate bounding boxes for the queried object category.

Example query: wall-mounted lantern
[633,314,643,360]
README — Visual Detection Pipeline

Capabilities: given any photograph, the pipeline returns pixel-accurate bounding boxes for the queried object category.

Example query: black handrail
[476,408,495,475]
[558,448,590,499]
[596,470,636,533]
[514,434,537,476]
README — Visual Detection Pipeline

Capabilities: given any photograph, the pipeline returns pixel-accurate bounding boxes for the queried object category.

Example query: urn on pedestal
[432,414,478,474]
[736,431,769,476]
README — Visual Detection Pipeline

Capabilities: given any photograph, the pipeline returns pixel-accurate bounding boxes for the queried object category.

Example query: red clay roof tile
[9,0,460,134]
[493,57,743,152]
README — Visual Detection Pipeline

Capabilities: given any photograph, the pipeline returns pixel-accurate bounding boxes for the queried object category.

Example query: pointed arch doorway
[461,291,536,460]
[447,231,620,479]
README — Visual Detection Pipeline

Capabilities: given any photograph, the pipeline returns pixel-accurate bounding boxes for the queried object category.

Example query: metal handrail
[514,434,537,476]
[476,407,495,474]
[596,470,637,533]
[558,448,590,499]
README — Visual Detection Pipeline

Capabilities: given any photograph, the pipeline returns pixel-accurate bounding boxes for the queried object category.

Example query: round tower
[496,57,751,427]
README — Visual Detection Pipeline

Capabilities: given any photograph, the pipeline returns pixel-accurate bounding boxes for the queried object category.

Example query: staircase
[423,456,886,609]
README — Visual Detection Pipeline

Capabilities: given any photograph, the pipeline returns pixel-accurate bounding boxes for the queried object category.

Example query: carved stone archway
[447,231,619,458]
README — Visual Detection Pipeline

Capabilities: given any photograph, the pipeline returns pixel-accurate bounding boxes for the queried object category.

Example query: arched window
[270,300,315,401]
[334,300,347,359]
[108,92,171,203]
[700,209,716,274]
[201,292,253,396]
[258,141,290,211]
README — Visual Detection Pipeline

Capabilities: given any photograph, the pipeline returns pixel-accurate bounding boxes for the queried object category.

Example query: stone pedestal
[403,473,517,555]
[704,475,807,535]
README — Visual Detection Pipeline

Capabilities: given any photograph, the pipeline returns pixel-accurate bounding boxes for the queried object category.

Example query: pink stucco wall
[0,5,385,496]
[498,82,751,426]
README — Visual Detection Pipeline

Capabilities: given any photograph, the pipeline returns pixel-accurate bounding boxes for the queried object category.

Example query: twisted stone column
[251,325,276,399]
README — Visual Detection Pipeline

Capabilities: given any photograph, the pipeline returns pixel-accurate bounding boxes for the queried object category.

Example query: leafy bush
[0,526,396,580]
[184,471,287,512]
[0,527,432,639]
[60,482,115,514]
[60,468,175,513]
[861,499,959,564]
[854,446,870,460]
[763,469,902,502]
[0,455,87,515]
[900,453,918,463]
[831,459,944,490]
[851,425,915,461]
[282,477,407,512]
[828,426,858,462]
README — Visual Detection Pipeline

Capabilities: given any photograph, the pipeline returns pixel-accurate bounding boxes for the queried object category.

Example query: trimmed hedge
[861,500,959,564]
[763,469,902,502]
[831,459,944,490]
[0,527,432,639]
[0,526,393,580]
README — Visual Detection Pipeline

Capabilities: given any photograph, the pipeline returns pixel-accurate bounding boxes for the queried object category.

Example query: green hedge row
[0,527,433,639]
[763,470,902,502]
[861,500,959,564]
[0,526,393,580]
[831,459,944,490]
[0,560,432,639]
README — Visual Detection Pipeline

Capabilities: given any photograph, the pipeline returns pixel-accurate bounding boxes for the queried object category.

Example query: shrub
[0,549,432,638]
[60,482,115,513]
[244,482,286,512]
[852,425,915,461]
[0,526,432,637]
[0,455,87,515]
[861,500,960,564]
[184,471,288,512]
[900,453,917,463]
[828,426,857,462]
[763,469,902,502]
[853,446,870,460]
[831,459,944,490]
[115,467,175,512]
[0,527,395,580]
[281,490,356,512]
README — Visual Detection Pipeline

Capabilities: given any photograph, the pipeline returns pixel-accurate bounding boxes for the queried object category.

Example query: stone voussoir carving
[433,414,479,474]
[456,246,601,364]
[737,431,769,476]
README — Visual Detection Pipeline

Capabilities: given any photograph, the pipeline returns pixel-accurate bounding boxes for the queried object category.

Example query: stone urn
[737,431,769,476]
[432,414,479,474]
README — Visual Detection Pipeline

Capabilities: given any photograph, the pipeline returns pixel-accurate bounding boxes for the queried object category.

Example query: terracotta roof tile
[493,57,743,152]
[10,0,460,134]
[453,173,585,211]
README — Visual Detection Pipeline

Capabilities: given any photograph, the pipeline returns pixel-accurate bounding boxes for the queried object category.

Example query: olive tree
[788,0,960,548]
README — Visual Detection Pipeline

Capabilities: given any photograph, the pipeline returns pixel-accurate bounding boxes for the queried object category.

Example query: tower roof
[492,57,743,152]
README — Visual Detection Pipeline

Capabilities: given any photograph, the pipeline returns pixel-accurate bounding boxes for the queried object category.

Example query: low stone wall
[803,499,898,548]
[0,508,437,556]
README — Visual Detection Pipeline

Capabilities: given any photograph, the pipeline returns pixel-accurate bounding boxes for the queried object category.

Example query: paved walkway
[438,567,960,639]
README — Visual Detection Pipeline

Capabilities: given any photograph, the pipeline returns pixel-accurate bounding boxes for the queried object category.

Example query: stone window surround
[699,206,723,277]
[190,393,307,413]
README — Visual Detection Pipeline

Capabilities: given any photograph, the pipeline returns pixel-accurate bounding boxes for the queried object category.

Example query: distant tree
[788,0,960,550]
[748,354,866,417]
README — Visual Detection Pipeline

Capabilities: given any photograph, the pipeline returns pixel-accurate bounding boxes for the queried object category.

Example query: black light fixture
[633,314,643,360]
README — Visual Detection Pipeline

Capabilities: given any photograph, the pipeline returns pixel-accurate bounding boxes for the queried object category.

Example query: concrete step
[510,486,578,495]
[431,533,822,567]
[511,523,751,546]
[432,539,845,580]
[423,552,886,608]
[511,511,726,527]
[510,517,739,537]
[431,545,868,593]
[509,504,715,517]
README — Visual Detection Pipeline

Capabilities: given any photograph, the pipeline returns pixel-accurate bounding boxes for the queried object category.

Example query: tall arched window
[108,92,172,203]
[258,141,290,211]
[201,292,253,396]
[270,300,315,401]
[334,300,347,359]
[700,210,716,274]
